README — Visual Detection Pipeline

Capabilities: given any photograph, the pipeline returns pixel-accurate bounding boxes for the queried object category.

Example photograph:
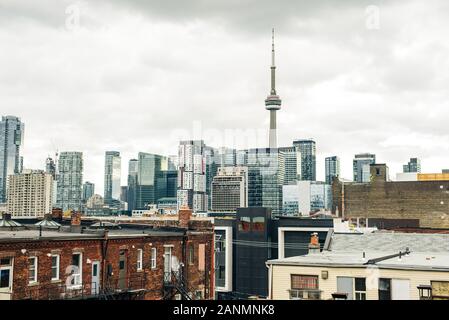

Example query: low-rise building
[267,231,449,300]
[0,208,214,301]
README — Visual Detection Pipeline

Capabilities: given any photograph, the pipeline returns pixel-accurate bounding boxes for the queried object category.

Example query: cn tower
[265,28,282,149]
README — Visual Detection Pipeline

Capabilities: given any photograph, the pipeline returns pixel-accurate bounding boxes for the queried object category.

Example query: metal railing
[26,274,147,300]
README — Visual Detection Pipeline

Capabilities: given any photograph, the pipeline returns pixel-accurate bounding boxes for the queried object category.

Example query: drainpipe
[101,230,109,295]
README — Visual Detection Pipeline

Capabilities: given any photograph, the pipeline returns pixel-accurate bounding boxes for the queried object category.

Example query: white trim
[28,256,38,284]
[214,226,233,292]
[51,254,60,281]
[137,249,143,271]
[151,248,157,269]
[278,227,331,259]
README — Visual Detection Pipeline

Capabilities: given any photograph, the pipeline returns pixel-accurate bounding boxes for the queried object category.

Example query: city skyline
[2,1,449,194]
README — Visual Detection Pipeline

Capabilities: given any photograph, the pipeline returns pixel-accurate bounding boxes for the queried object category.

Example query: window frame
[137,249,143,271]
[28,256,38,284]
[51,254,60,281]
[70,252,83,287]
[151,248,157,269]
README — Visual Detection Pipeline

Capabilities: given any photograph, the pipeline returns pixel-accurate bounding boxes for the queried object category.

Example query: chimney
[308,232,320,255]
[52,208,63,222]
[2,213,12,221]
[178,206,192,229]
[70,211,82,233]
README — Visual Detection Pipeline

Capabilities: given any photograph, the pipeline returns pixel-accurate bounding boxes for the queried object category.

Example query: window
[431,281,449,299]
[137,249,143,271]
[70,253,82,286]
[0,258,12,290]
[379,278,391,300]
[290,275,320,300]
[51,255,60,281]
[28,256,38,284]
[238,216,251,232]
[198,244,205,272]
[355,278,366,300]
[252,217,265,232]
[188,244,194,265]
[151,248,157,269]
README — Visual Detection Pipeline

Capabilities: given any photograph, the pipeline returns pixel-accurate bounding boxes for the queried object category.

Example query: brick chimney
[308,232,320,254]
[51,208,63,222]
[70,211,82,233]
[178,206,192,229]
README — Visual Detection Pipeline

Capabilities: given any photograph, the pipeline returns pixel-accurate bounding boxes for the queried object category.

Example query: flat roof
[267,251,449,272]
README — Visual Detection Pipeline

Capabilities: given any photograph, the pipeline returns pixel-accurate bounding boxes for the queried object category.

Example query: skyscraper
[45,157,56,179]
[0,116,24,203]
[293,139,316,181]
[82,181,95,203]
[127,159,138,211]
[403,157,421,173]
[177,140,208,213]
[278,146,300,184]
[56,152,83,212]
[104,151,121,204]
[211,166,248,212]
[325,156,340,185]
[265,29,282,149]
[136,152,165,209]
[353,153,376,182]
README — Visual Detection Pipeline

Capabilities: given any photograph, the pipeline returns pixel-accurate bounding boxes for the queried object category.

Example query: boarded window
[291,275,318,290]
[198,244,205,271]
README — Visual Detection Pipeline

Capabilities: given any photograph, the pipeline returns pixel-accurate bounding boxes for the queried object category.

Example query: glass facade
[293,140,316,181]
[353,153,376,182]
[104,151,121,204]
[0,116,24,203]
[325,156,340,185]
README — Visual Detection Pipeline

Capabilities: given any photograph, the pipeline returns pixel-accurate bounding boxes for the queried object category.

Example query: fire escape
[162,268,194,300]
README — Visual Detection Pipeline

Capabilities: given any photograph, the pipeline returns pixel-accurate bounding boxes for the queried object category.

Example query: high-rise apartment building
[177,140,208,213]
[293,139,316,181]
[403,158,421,173]
[325,156,340,185]
[82,181,95,203]
[7,169,53,218]
[278,146,300,184]
[282,181,332,216]
[353,153,376,182]
[0,116,24,203]
[104,151,121,205]
[56,152,83,212]
[211,167,248,212]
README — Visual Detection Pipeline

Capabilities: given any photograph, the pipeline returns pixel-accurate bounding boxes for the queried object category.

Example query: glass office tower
[104,151,121,205]
[293,139,316,181]
[0,116,24,203]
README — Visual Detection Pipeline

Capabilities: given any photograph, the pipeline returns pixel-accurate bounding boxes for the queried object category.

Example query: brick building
[0,209,214,300]
[332,164,449,229]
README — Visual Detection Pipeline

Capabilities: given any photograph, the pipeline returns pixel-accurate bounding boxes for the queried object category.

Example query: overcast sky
[2,0,449,195]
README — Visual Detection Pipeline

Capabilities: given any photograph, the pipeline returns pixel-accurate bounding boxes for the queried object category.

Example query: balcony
[289,289,322,300]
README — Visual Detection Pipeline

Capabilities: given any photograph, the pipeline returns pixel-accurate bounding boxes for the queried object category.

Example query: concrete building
[104,151,121,205]
[403,157,421,173]
[353,153,376,183]
[325,156,340,185]
[293,140,316,181]
[0,209,214,300]
[211,167,248,212]
[177,140,208,213]
[6,170,53,218]
[333,164,449,229]
[265,29,282,149]
[267,232,449,300]
[56,152,83,212]
[0,116,24,203]
[282,181,332,216]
